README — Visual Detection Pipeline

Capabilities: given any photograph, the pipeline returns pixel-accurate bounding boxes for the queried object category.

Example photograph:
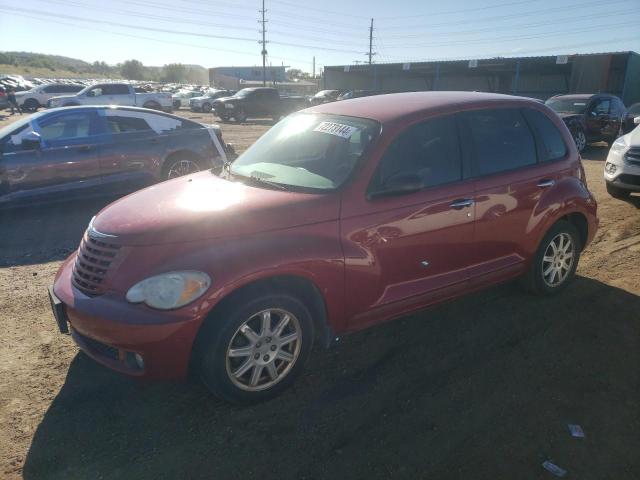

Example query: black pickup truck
[212,87,306,123]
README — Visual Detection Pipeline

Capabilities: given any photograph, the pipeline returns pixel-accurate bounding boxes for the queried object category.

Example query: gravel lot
[1,108,639,480]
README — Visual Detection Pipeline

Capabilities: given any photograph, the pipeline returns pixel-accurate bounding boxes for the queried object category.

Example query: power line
[376,0,637,30]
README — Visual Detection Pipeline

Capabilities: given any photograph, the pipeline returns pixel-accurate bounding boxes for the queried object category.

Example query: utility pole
[259,0,268,86]
[368,18,374,65]
[312,56,315,78]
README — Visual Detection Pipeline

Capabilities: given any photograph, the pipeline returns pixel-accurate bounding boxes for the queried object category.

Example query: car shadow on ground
[23,277,640,480]
[0,197,118,267]
[582,144,609,161]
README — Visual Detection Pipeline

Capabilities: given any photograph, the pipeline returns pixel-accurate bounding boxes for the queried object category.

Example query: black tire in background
[522,220,582,295]
[23,98,39,112]
[571,126,587,153]
[196,292,314,404]
[202,102,212,113]
[233,110,247,123]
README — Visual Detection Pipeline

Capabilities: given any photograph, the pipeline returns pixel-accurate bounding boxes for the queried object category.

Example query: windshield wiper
[231,171,289,191]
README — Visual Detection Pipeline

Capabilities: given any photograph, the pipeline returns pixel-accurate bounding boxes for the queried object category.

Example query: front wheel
[522,221,581,295]
[572,127,587,153]
[197,293,314,404]
[233,110,247,123]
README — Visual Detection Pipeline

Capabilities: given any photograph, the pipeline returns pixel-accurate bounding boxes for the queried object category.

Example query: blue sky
[0,0,639,72]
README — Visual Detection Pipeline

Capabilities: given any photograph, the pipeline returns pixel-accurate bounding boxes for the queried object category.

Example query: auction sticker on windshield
[314,121,359,139]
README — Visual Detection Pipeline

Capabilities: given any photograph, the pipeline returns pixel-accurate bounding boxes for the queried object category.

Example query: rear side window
[522,109,567,162]
[106,115,152,134]
[463,108,536,176]
[103,84,130,95]
[373,115,462,190]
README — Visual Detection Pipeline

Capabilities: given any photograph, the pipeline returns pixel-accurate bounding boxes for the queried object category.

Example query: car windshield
[230,113,379,191]
[232,89,253,98]
[545,98,588,114]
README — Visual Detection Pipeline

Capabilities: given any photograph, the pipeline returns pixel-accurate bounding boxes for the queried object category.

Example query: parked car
[172,90,203,110]
[0,86,8,111]
[212,87,306,123]
[190,89,234,112]
[47,83,173,112]
[0,106,229,206]
[14,83,84,112]
[49,92,597,404]
[604,115,640,199]
[545,93,626,153]
[623,103,640,134]
[309,89,342,105]
[337,90,379,101]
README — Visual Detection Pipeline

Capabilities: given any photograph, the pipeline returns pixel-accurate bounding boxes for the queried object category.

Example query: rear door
[463,107,567,284]
[104,84,134,106]
[95,110,166,192]
[0,111,103,203]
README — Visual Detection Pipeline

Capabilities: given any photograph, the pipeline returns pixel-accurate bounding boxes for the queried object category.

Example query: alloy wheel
[166,159,201,179]
[574,130,586,152]
[541,233,575,287]
[225,308,301,391]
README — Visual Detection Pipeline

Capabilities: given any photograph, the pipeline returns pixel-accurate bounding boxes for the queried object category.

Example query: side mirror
[368,173,423,199]
[21,131,42,151]
[634,116,640,125]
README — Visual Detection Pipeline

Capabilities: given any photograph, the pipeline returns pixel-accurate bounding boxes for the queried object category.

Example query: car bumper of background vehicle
[51,256,204,380]
[604,158,640,192]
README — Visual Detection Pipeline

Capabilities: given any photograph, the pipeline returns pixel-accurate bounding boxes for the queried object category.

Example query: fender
[524,175,597,256]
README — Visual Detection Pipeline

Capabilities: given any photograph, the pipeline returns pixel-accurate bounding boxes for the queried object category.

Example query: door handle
[449,198,475,209]
[537,179,555,188]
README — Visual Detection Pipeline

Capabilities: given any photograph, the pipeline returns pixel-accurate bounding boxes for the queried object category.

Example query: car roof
[306,91,541,124]
[29,105,185,120]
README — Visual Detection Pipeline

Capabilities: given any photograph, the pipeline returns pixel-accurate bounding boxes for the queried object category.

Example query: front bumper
[51,255,205,380]
[604,150,640,192]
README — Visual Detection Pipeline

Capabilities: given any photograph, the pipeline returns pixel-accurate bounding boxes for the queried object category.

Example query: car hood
[92,171,339,246]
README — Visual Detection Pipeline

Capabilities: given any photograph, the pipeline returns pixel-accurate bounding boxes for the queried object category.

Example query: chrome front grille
[72,233,121,295]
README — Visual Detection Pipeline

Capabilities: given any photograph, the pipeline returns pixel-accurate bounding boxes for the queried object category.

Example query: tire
[233,110,247,123]
[23,98,39,112]
[522,220,581,295]
[162,155,205,180]
[606,183,630,200]
[219,115,230,122]
[197,292,314,404]
[173,100,181,110]
[572,127,587,153]
[143,101,161,111]
[202,102,212,113]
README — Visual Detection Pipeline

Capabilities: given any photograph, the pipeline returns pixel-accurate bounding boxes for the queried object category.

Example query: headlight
[224,103,234,109]
[125,271,211,310]
[610,136,629,154]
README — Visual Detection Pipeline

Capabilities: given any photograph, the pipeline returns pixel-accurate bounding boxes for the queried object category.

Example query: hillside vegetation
[0,52,208,83]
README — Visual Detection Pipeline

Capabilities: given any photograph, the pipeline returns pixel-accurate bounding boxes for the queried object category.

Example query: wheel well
[562,212,588,250]
[204,275,331,348]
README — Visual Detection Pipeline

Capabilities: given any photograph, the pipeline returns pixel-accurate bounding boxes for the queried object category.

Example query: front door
[0,111,103,203]
[585,98,612,140]
[341,114,475,330]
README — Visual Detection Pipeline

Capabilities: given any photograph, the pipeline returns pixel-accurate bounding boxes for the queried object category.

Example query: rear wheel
[143,101,161,111]
[163,155,204,180]
[522,220,581,295]
[606,183,630,199]
[197,293,314,404]
[24,98,39,112]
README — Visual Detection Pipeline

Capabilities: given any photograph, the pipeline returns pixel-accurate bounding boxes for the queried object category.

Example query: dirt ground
[0,108,639,480]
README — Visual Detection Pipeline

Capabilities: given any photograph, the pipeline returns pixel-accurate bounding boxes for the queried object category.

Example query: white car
[47,83,173,112]
[15,83,84,112]
[604,116,640,199]
[189,89,233,112]
[172,90,203,110]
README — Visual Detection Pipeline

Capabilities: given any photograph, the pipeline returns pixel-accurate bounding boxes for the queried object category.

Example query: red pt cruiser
[50,92,598,403]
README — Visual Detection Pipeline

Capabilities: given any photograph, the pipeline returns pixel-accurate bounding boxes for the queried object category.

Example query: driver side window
[372,115,462,192]
[87,87,103,97]
[592,99,610,115]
